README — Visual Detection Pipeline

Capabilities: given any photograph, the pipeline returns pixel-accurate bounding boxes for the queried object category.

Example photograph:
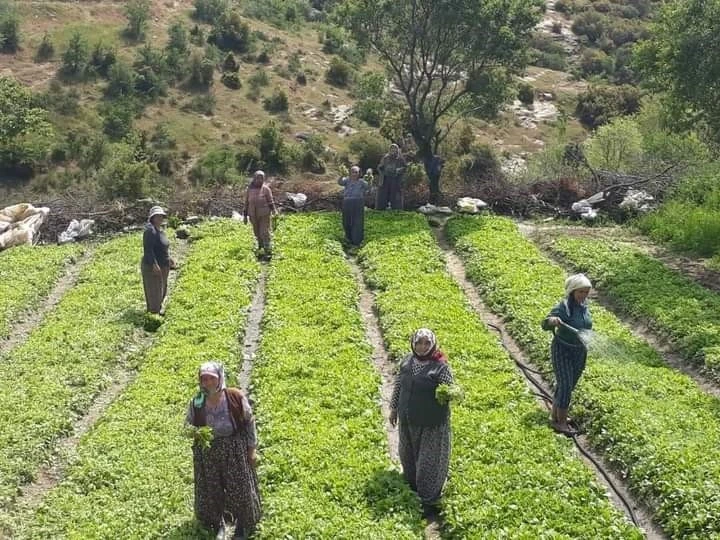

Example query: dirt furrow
[238,265,267,393]
[434,225,664,540]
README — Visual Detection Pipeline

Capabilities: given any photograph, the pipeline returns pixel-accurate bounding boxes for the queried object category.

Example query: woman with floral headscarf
[186,362,261,539]
[542,273,593,435]
[389,328,453,521]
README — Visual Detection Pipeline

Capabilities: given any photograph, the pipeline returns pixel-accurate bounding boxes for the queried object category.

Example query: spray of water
[577,329,628,359]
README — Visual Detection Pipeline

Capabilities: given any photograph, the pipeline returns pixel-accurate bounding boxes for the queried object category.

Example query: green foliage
[297,134,326,173]
[124,0,151,41]
[353,71,386,126]
[208,10,252,52]
[166,21,189,55]
[34,32,54,62]
[16,223,259,538]
[193,0,228,23]
[517,82,534,105]
[242,0,308,29]
[325,56,352,87]
[133,45,168,99]
[262,88,288,112]
[253,214,422,537]
[0,76,54,176]
[248,68,269,88]
[190,145,242,185]
[0,244,81,340]
[575,85,641,129]
[551,235,720,378]
[60,31,89,78]
[97,141,154,198]
[222,52,238,72]
[446,215,720,537]
[105,60,136,98]
[89,42,117,78]
[0,5,19,53]
[0,235,147,513]
[100,98,137,140]
[360,213,639,537]
[634,0,720,143]
[220,71,241,89]
[187,51,214,89]
[185,92,216,115]
[348,132,385,172]
[583,117,643,173]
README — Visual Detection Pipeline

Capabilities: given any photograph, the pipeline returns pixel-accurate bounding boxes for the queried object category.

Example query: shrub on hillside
[575,84,641,129]
[348,132,385,172]
[193,0,228,23]
[208,11,251,52]
[60,31,90,78]
[221,71,241,89]
[0,9,19,53]
[35,33,54,62]
[325,57,352,87]
[263,89,289,112]
[518,82,534,105]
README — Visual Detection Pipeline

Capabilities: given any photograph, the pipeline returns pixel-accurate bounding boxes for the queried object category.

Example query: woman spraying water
[542,274,593,435]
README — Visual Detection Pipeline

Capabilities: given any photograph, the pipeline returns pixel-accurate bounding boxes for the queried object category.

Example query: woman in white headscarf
[186,362,261,540]
[389,328,453,521]
[542,274,593,435]
[141,206,175,314]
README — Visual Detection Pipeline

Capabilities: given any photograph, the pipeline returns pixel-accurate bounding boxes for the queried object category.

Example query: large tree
[634,0,720,143]
[341,0,542,197]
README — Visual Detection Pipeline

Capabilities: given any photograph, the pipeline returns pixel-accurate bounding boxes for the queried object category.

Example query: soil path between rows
[13,238,191,516]
[238,264,268,393]
[433,223,665,540]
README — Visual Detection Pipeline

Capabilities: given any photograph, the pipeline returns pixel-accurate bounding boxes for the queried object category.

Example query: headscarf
[564,273,592,297]
[389,143,401,157]
[411,328,447,363]
[563,273,592,316]
[251,170,265,188]
[193,361,227,408]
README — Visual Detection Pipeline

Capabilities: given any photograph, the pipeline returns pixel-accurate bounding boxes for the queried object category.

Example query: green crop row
[252,213,422,539]
[0,243,82,341]
[446,215,720,538]
[13,221,260,538]
[549,236,720,377]
[357,212,639,539]
[0,234,144,512]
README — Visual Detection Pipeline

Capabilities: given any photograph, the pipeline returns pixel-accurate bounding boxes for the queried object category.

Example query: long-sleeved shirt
[186,391,258,447]
[245,183,276,218]
[142,222,170,267]
[391,353,454,411]
[378,154,406,179]
[541,297,592,347]
[338,176,369,199]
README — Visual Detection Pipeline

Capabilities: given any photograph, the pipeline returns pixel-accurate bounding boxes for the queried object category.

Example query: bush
[89,42,117,78]
[190,146,241,185]
[584,117,643,172]
[185,93,216,115]
[571,11,606,43]
[575,85,641,129]
[97,143,153,199]
[236,143,262,173]
[256,122,288,171]
[325,57,352,87]
[106,61,136,98]
[38,80,81,115]
[101,100,137,140]
[256,50,270,64]
[348,132,386,172]
[579,48,614,78]
[35,33,54,62]
[124,0,151,41]
[296,72,307,85]
[517,82,534,105]
[193,0,228,23]
[208,10,251,52]
[297,134,326,173]
[0,9,19,53]
[222,52,239,72]
[188,52,214,89]
[248,68,269,88]
[263,89,289,112]
[532,51,567,71]
[221,71,241,89]
[287,51,302,73]
[60,31,89,78]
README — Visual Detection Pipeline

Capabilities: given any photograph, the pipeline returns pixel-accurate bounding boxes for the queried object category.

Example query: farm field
[2,212,720,538]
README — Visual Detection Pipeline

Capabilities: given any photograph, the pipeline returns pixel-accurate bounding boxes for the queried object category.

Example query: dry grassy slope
[3,0,588,188]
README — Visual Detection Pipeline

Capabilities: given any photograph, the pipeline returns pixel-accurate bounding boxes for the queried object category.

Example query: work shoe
[215,523,226,540]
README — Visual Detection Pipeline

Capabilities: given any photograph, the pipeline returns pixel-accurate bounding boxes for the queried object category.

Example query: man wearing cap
[141,206,174,314]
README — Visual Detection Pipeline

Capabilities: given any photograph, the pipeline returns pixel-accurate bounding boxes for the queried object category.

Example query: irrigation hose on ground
[484,322,641,529]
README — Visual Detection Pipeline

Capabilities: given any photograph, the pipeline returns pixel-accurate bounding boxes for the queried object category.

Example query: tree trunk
[423,154,441,204]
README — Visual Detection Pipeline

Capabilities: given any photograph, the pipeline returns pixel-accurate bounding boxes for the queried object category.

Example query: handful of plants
[436,383,464,405]
[184,425,214,449]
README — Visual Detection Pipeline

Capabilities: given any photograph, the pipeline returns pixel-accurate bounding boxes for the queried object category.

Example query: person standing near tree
[376,143,407,210]
[243,170,277,260]
[141,205,175,315]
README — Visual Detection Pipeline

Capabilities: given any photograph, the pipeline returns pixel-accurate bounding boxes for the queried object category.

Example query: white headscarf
[564,274,592,297]
[194,361,227,407]
[411,328,437,359]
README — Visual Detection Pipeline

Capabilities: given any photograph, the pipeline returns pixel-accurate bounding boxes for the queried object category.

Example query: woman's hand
[169,258,177,270]
[547,316,562,327]
[248,447,258,467]
[389,410,398,427]
[152,263,161,275]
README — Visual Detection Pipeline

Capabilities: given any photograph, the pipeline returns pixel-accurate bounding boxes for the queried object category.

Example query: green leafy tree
[341,0,542,198]
[584,117,643,173]
[61,31,89,78]
[166,21,189,54]
[0,6,19,53]
[124,0,151,41]
[35,32,54,62]
[0,77,54,177]
[635,0,720,142]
